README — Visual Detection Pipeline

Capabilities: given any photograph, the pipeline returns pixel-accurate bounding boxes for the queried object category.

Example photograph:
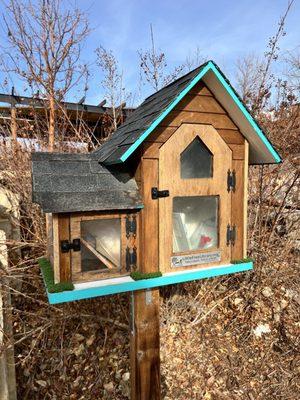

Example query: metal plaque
[171,251,221,268]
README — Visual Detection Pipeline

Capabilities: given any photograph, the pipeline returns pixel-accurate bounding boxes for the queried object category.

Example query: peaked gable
[93,61,281,165]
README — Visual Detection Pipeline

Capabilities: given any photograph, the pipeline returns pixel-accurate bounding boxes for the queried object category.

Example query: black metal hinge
[126,247,137,271]
[227,169,236,192]
[151,187,169,200]
[126,215,137,238]
[61,238,81,253]
[226,224,236,246]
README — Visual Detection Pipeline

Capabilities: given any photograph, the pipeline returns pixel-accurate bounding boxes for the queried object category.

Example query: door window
[173,196,219,253]
[81,218,121,272]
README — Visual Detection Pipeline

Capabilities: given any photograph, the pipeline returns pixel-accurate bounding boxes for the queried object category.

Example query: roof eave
[104,60,281,166]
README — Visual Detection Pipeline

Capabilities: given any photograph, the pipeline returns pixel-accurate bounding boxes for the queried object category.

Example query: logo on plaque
[171,251,221,268]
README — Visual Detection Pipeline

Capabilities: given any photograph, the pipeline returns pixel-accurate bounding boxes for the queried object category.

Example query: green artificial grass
[38,258,74,293]
[231,257,254,264]
[130,271,163,281]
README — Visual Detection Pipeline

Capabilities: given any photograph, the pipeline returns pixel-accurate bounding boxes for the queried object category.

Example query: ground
[12,248,299,399]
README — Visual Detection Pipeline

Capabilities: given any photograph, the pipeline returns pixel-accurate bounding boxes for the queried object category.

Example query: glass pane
[180,137,213,179]
[80,218,121,272]
[173,196,218,253]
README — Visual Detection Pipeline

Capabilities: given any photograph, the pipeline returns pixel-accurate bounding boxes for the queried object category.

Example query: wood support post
[10,105,17,148]
[131,157,161,399]
[0,230,17,400]
[130,289,161,400]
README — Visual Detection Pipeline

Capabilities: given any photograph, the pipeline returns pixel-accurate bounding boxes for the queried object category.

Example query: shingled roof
[93,60,281,165]
[31,152,143,213]
[93,63,207,164]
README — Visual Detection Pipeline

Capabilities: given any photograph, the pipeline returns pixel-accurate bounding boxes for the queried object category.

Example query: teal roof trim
[119,62,211,162]
[209,63,281,163]
[119,60,281,164]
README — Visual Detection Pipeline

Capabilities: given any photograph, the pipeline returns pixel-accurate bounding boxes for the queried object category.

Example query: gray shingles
[93,62,209,163]
[33,191,142,213]
[32,152,143,213]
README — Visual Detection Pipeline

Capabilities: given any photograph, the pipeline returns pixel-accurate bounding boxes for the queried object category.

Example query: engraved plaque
[171,251,221,268]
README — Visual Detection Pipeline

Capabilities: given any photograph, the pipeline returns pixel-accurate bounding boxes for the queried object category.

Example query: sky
[1,0,299,105]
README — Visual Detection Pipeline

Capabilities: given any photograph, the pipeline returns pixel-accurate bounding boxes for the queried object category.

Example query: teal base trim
[44,261,253,304]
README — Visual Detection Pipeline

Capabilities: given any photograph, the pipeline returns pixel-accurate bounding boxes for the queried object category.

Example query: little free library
[32,60,280,399]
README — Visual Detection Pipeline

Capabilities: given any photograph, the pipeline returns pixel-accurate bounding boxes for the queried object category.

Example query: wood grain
[131,289,161,400]
[243,141,249,258]
[228,144,246,160]
[175,94,225,114]
[162,110,237,130]
[188,81,213,96]
[140,158,159,273]
[231,141,248,260]
[159,124,232,273]
[131,157,161,400]
[217,129,244,145]
[46,213,53,261]
[145,127,177,143]
[58,214,71,282]
[142,142,162,159]
[52,213,60,284]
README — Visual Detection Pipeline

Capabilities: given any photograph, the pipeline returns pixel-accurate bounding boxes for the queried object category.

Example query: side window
[180,136,213,179]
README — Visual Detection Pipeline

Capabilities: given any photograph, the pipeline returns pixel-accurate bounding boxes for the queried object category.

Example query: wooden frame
[69,212,138,283]
[46,211,138,284]
[159,123,232,273]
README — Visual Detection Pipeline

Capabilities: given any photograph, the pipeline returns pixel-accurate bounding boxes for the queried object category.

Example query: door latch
[151,187,169,199]
[61,238,81,253]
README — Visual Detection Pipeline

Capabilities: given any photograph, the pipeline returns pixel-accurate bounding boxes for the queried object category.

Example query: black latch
[227,170,236,192]
[126,215,137,238]
[126,247,137,271]
[226,224,236,246]
[151,187,169,200]
[61,238,81,253]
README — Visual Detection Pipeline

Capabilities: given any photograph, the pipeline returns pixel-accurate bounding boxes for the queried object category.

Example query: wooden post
[10,104,17,148]
[0,229,17,400]
[130,158,161,400]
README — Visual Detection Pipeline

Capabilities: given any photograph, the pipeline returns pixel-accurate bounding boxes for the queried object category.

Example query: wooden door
[159,123,232,273]
[70,213,135,282]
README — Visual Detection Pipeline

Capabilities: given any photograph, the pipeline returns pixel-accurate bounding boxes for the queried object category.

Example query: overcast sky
[1,0,299,105]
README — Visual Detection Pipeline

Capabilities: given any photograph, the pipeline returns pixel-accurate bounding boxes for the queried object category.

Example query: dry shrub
[0,132,133,399]
[1,104,298,399]
[0,7,299,396]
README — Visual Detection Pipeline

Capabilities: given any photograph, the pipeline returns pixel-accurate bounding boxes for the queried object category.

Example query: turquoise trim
[119,61,280,164]
[45,261,253,304]
[119,63,211,162]
[209,64,281,163]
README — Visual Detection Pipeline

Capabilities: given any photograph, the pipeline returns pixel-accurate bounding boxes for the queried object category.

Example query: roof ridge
[143,60,211,102]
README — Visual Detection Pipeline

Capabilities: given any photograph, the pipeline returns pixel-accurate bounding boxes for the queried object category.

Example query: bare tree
[285,48,300,93]
[138,24,167,92]
[138,24,206,93]
[236,54,266,106]
[1,0,89,151]
[236,0,298,268]
[95,46,130,134]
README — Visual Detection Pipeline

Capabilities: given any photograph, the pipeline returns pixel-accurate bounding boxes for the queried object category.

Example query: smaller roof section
[32,152,143,213]
[93,60,281,165]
